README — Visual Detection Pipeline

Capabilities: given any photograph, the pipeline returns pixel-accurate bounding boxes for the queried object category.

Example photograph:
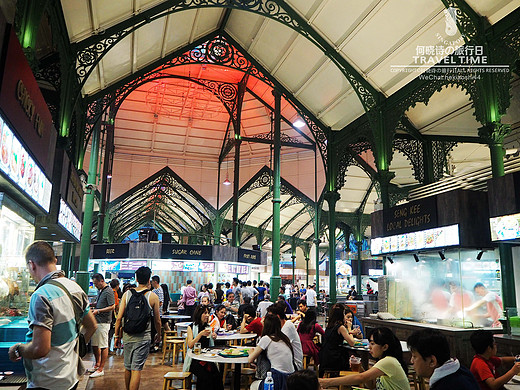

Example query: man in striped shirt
[8,241,97,390]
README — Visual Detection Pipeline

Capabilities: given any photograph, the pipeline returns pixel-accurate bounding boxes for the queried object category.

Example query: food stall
[486,172,520,354]
[364,189,500,367]
[0,23,57,373]
[89,242,264,295]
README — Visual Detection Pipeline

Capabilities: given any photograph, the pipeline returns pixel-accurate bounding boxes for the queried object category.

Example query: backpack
[123,289,151,335]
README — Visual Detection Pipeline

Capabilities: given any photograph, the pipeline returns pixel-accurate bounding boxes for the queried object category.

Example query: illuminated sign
[58,198,82,241]
[369,269,384,277]
[0,115,52,211]
[490,213,520,241]
[220,263,249,275]
[371,224,459,255]
[151,260,214,272]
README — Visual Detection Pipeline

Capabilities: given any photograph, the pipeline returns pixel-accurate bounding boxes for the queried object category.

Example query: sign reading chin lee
[237,248,261,264]
[161,244,212,260]
[382,197,437,236]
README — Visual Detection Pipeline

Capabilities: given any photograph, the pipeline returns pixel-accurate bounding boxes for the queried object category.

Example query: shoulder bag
[47,279,88,358]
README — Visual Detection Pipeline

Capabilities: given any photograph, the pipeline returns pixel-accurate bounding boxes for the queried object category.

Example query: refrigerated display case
[0,204,34,316]
[385,248,502,328]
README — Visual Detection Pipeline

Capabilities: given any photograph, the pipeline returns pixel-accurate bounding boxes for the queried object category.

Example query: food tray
[218,350,249,358]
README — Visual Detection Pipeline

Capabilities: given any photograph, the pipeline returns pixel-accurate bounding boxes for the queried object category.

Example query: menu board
[490,213,520,241]
[220,263,249,275]
[0,115,52,211]
[151,260,214,272]
[58,198,82,241]
[371,224,460,255]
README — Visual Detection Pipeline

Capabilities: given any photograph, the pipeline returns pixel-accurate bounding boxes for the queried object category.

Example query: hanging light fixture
[223,161,231,185]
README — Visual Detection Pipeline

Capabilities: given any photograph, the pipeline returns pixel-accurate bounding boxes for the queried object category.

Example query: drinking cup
[194,343,201,355]
[515,354,520,362]
[350,356,362,372]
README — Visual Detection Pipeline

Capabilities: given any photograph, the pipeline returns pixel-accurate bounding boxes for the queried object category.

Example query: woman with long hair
[183,305,223,390]
[318,303,355,377]
[214,282,224,304]
[248,313,296,390]
[297,309,325,365]
[160,283,170,313]
[319,327,409,390]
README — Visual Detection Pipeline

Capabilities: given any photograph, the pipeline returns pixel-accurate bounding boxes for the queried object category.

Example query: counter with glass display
[384,248,503,328]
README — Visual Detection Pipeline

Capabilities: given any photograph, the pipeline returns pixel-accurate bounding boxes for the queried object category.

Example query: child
[469,330,520,390]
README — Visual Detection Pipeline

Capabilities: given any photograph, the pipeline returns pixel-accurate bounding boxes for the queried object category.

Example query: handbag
[47,280,88,358]
[255,349,271,380]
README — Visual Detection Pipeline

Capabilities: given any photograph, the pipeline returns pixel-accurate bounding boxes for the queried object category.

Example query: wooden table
[188,348,250,390]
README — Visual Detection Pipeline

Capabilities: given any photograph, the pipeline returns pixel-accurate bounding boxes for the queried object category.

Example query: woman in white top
[248,313,296,390]
[319,327,409,390]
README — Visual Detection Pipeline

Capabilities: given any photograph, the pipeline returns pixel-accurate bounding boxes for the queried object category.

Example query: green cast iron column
[356,241,363,294]
[270,90,282,302]
[314,238,320,295]
[61,242,72,278]
[77,122,101,293]
[305,257,310,288]
[291,254,296,287]
[324,191,340,304]
[97,123,114,243]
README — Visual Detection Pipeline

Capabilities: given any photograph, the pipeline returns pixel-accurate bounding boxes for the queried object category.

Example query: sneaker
[87,366,98,373]
[89,370,104,378]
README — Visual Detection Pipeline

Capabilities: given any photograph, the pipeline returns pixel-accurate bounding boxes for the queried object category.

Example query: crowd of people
[7,241,520,390]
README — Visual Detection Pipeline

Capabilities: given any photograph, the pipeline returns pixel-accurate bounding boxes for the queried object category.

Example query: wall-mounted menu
[0,114,52,211]
[489,213,520,241]
[151,260,215,272]
[371,224,459,255]
[58,198,82,241]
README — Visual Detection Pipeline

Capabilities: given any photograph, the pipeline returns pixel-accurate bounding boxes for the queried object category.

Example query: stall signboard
[151,260,214,272]
[0,114,52,211]
[371,224,459,255]
[382,197,437,236]
[161,244,212,260]
[489,213,520,241]
[93,243,130,259]
[238,248,261,264]
[0,30,56,175]
[58,198,81,241]
[220,264,248,275]
[66,163,83,218]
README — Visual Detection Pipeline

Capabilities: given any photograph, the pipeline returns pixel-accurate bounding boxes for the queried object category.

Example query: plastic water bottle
[264,371,274,390]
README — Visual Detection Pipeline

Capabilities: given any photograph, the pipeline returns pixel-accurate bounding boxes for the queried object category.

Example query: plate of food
[218,348,249,358]
[512,375,520,383]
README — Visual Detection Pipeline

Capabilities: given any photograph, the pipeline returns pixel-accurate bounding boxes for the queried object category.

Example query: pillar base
[75,271,90,294]
[270,276,281,303]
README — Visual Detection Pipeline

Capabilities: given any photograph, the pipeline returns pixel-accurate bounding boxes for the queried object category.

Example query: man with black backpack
[114,266,161,390]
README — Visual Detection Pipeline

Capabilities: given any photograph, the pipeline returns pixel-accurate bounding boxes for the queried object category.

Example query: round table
[188,348,251,390]
[216,332,257,343]
[161,314,191,320]
[505,376,520,390]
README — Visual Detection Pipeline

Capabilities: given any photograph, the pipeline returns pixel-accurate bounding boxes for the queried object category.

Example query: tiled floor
[84,351,183,390]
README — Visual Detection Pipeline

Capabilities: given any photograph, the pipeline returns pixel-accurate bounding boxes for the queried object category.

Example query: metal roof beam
[246,87,315,145]
[241,136,314,150]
